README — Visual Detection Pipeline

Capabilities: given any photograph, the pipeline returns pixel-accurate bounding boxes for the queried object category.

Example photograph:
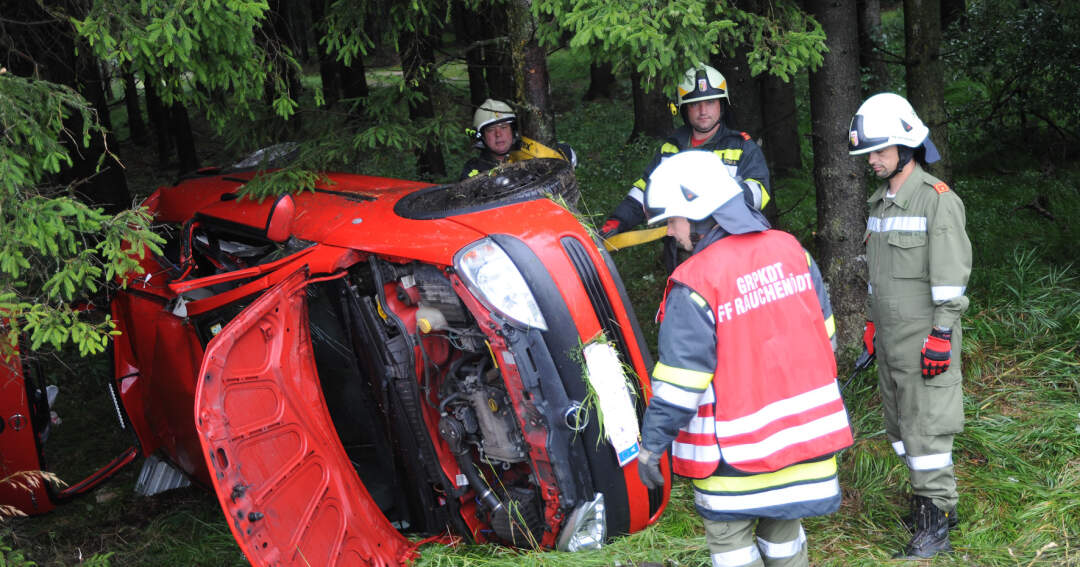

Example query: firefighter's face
[482,122,514,156]
[685,99,723,135]
[667,217,694,251]
[867,145,899,178]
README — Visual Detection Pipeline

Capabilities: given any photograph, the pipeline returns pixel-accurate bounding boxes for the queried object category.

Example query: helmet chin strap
[885,146,916,180]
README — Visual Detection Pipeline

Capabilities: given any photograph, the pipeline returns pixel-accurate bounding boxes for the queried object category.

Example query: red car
[1,159,669,565]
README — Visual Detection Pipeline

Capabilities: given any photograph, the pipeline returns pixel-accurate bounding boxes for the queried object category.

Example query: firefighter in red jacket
[636,151,852,567]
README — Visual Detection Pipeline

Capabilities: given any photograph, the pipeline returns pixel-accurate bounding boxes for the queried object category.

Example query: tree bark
[402,29,446,178]
[857,0,891,96]
[629,70,671,141]
[760,74,801,178]
[144,79,173,167]
[457,0,491,107]
[905,0,950,180]
[584,62,615,101]
[309,0,341,108]
[507,0,555,144]
[711,43,763,138]
[170,102,200,174]
[807,0,868,351]
[122,70,148,142]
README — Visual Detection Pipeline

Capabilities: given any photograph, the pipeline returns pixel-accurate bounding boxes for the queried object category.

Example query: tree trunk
[857,0,891,96]
[457,0,490,107]
[711,43,763,137]
[402,30,446,179]
[507,0,555,144]
[170,102,200,174]
[807,0,868,351]
[584,62,615,101]
[122,70,148,142]
[309,0,341,108]
[905,0,950,180]
[629,70,671,141]
[481,11,514,101]
[760,74,801,178]
[144,80,173,168]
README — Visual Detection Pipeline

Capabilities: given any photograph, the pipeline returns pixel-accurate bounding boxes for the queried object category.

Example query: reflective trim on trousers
[907,452,953,471]
[695,478,840,512]
[720,410,850,465]
[712,544,761,567]
[892,440,906,457]
[758,526,806,559]
[931,285,966,302]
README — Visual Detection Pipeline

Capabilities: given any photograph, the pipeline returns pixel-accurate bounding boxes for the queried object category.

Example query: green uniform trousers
[704,517,807,567]
[876,293,964,512]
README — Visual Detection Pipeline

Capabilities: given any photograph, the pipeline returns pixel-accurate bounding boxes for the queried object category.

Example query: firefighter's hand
[921,327,952,378]
[636,448,664,490]
[862,320,876,357]
[599,217,624,239]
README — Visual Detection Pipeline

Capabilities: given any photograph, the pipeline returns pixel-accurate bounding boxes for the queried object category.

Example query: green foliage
[0,73,163,357]
[534,0,827,96]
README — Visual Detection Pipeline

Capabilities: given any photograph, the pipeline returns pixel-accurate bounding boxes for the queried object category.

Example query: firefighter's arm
[640,284,716,453]
[602,145,673,235]
[735,138,771,210]
[805,250,838,352]
[928,191,972,330]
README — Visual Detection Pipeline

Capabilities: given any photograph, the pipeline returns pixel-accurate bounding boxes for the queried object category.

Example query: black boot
[904,495,959,531]
[894,495,953,559]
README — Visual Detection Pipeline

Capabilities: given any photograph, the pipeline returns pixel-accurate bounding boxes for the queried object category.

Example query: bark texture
[629,70,672,141]
[857,0,891,96]
[807,0,868,351]
[905,0,950,180]
[507,0,555,144]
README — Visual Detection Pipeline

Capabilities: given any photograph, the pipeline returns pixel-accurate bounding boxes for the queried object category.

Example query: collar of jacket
[867,163,928,209]
[672,123,740,148]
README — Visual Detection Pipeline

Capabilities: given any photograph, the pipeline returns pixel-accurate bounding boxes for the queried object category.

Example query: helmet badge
[697,78,708,92]
[680,184,699,201]
[849,130,859,147]
[900,118,913,132]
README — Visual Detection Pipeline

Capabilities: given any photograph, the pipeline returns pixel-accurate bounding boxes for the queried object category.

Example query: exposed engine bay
[307,257,547,546]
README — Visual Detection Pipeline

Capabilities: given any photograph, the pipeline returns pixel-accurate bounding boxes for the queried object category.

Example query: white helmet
[645,151,743,224]
[677,65,729,107]
[848,93,939,162]
[473,98,516,135]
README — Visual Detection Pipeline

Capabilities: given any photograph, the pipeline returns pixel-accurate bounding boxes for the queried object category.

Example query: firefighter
[459,98,576,180]
[636,150,851,567]
[848,92,972,558]
[599,64,770,271]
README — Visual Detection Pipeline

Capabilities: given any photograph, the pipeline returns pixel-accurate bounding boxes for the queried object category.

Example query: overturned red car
[1,159,669,565]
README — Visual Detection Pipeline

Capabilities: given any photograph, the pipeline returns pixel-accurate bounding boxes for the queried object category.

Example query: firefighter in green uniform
[599,64,770,271]
[848,93,972,559]
[460,99,576,180]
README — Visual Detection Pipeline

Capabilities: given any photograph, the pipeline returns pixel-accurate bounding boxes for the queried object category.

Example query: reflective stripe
[758,526,806,559]
[931,285,966,301]
[866,216,927,232]
[712,544,761,567]
[892,440,906,456]
[721,411,850,465]
[654,381,704,410]
[824,315,836,338]
[629,186,645,203]
[661,143,680,154]
[868,282,873,295]
[693,457,837,493]
[467,169,480,178]
[685,413,718,435]
[713,148,744,162]
[689,292,716,324]
[673,438,721,462]
[653,361,713,390]
[907,452,952,471]
[696,477,840,512]
[714,382,842,438]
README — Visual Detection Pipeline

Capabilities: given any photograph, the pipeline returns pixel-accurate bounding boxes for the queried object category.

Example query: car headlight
[454,238,548,331]
[556,492,606,551]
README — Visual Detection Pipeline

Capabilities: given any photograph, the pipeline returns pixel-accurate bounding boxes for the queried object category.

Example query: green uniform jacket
[866,164,972,392]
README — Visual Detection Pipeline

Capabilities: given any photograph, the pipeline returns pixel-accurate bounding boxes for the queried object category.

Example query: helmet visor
[848,115,892,155]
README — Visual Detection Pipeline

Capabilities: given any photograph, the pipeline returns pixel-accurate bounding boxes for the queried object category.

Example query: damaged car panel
[0,159,670,564]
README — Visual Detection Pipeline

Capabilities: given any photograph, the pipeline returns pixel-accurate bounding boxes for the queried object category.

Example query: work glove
[920,327,952,378]
[862,320,876,357]
[636,448,664,490]
[600,217,624,238]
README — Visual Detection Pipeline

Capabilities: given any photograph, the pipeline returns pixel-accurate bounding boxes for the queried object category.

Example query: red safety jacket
[661,230,852,476]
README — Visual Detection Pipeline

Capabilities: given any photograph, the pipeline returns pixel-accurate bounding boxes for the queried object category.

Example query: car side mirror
[265,194,295,242]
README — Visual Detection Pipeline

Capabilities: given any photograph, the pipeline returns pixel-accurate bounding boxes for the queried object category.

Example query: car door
[193,266,414,567]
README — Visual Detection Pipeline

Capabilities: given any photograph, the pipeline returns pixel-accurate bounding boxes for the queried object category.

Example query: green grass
[5,46,1080,567]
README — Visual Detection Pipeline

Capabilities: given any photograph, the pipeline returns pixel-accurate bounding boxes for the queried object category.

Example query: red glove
[600,218,622,238]
[862,321,875,357]
[921,327,952,378]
